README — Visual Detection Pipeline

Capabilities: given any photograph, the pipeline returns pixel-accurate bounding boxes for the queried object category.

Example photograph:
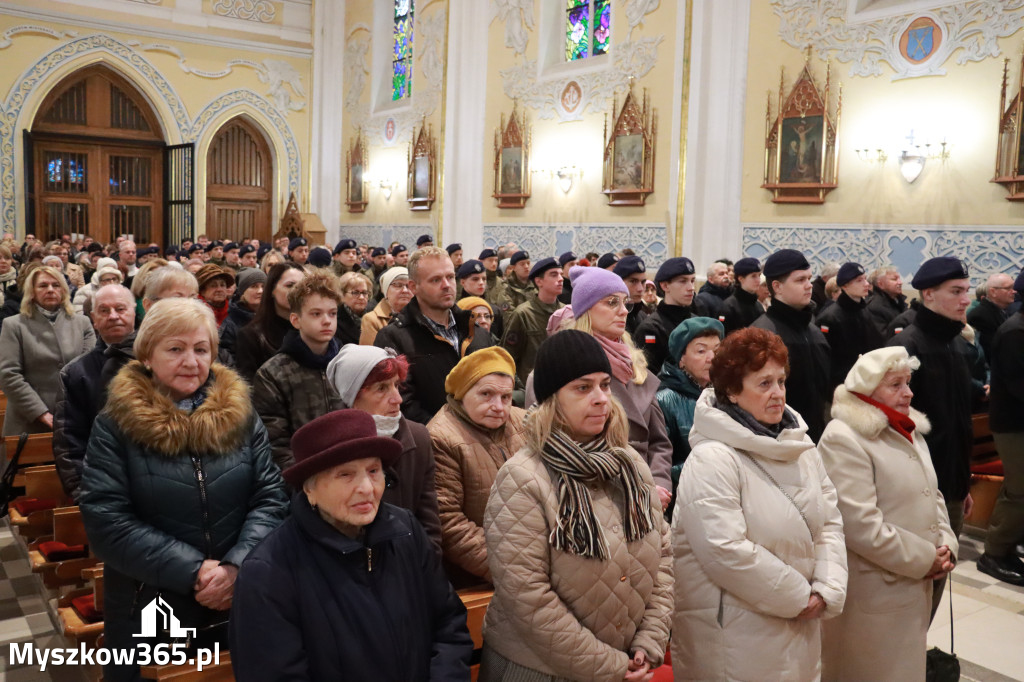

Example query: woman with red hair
[326,345,441,548]
[671,327,848,681]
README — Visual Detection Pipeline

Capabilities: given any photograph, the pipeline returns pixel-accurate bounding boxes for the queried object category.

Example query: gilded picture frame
[601,86,656,206]
[345,132,368,213]
[493,104,531,209]
[407,121,436,211]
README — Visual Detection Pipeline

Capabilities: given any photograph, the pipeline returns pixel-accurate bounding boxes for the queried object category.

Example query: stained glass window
[566,0,611,62]
[393,0,413,101]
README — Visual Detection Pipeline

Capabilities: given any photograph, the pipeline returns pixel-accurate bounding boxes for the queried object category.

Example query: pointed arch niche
[205,116,274,243]
[28,64,166,244]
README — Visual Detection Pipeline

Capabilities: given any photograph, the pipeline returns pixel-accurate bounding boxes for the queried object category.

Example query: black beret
[763,249,811,279]
[288,237,308,251]
[334,238,357,254]
[510,250,530,265]
[239,244,256,256]
[654,257,696,284]
[836,262,866,287]
[416,234,433,246]
[479,248,497,260]
[911,257,969,291]
[86,242,104,254]
[391,244,408,257]
[135,246,157,258]
[733,257,761,277]
[446,243,462,256]
[308,246,332,268]
[457,260,486,279]
[164,246,178,258]
[371,247,386,257]
[1015,268,1024,293]
[187,243,204,255]
[257,244,271,260]
[204,240,223,253]
[613,255,646,279]
[558,251,577,266]
[597,253,620,269]
[223,242,239,252]
[529,257,559,281]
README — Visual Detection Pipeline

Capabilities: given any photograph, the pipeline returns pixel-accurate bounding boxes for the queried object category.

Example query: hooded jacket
[818,386,956,682]
[671,391,847,681]
[79,362,287,679]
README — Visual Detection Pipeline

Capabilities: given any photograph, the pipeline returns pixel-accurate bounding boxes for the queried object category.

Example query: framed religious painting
[994,54,1024,200]
[493,104,531,209]
[601,86,656,206]
[345,132,368,213]
[407,121,435,211]
[762,57,841,204]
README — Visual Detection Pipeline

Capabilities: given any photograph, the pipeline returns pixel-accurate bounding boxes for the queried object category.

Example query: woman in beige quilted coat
[427,346,527,587]
[482,330,673,682]
[671,327,847,681]
[819,347,956,681]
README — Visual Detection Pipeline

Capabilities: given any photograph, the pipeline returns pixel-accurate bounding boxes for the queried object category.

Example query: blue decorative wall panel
[483,223,670,268]
[337,224,432,250]
[743,224,1024,285]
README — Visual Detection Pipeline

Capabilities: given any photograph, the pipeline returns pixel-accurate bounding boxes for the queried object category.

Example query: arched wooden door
[29,66,165,245]
[205,118,273,243]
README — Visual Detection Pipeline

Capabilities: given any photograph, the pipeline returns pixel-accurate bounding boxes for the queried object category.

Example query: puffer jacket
[252,331,344,471]
[671,390,847,682]
[79,362,288,681]
[818,386,956,682]
[427,402,527,585]
[482,444,674,681]
[655,362,702,494]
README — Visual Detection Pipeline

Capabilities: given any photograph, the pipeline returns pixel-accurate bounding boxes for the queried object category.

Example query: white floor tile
[928,605,1024,680]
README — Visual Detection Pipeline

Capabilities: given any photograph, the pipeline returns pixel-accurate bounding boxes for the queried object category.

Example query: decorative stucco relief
[212,0,277,24]
[490,0,534,56]
[0,25,78,49]
[344,27,370,113]
[772,0,1024,80]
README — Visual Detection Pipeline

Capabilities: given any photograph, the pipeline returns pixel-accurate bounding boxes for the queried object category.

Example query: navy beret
[187,243,204,255]
[836,262,866,287]
[391,244,408,257]
[1015,268,1024,292]
[334,238,357,254]
[446,243,462,256]
[137,246,158,258]
[223,242,239,252]
[479,248,497,260]
[733,257,761,277]
[558,251,577,266]
[308,246,332,268]
[257,245,271,260]
[416,234,433,247]
[613,255,646,279]
[371,247,386,257]
[288,237,308,251]
[510,250,530,265]
[597,253,620,269]
[239,244,256,256]
[204,240,223,253]
[529,257,559,281]
[911,257,969,291]
[457,260,486,279]
[655,257,696,284]
[763,249,811,279]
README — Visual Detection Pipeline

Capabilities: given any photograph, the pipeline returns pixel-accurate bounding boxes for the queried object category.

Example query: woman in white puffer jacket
[671,327,847,682]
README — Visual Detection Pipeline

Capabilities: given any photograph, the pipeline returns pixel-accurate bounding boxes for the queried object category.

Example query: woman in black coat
[230,409,472,681]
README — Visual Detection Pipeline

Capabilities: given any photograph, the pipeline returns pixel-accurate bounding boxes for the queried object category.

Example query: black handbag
[925,576,960,682]
[0,433,30,519]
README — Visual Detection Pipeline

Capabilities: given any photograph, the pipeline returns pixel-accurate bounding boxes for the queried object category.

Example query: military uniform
[501,294,564,384]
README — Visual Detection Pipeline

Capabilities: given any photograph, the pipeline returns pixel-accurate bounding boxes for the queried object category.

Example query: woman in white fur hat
[818,346,957,682]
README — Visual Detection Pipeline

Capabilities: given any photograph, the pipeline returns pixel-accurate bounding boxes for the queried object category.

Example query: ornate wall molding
[742,224,1024,284]
[343,27,369,112]
[772,0,1024,80]
[211,0,277,23]
[129,0,162,4]
[501,36,662,121]
[336,224,432,249]
[490,0,534,56]
[0,24,78,49]
[482,223,669,268]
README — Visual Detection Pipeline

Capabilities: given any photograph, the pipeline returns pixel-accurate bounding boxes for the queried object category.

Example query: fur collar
[831,385,931,440]
[104,361,253,457]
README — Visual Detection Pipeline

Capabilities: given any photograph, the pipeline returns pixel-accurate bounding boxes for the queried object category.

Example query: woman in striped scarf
[481,330,673,682]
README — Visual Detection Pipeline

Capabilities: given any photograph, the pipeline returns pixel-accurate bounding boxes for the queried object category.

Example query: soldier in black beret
[720,257,765,334]
[500,257,564,383]
[633,257,705,372]
[816,262,885,389]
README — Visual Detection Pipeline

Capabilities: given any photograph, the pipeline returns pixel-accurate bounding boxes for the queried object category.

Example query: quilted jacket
[427,402,527,585]
[671,390,847,681]
[482,444,674,681]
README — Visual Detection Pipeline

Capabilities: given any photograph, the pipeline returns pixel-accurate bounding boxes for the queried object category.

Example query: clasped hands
[194,559,237,611]
[925,545,955,580]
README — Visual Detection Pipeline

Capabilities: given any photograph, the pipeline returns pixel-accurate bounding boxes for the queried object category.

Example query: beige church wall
[0,0,312,239]
[740,0,1024,281]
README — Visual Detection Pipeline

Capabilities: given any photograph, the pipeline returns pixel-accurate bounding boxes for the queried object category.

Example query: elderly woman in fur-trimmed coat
[80,298,288,682]
[818,347,957,682]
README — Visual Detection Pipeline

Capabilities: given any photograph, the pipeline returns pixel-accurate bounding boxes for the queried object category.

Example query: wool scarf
[852,391,916,443]
[594,333,635,384]
[540,429,654,560]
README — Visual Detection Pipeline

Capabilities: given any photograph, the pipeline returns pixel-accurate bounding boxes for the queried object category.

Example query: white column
[309,0,346,244]
[683,0,750,270]
[441,0,489,255]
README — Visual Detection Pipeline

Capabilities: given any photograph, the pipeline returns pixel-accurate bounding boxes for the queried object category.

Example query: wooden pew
[139,651,234,681]
[4,433,56,487]
[28,506,99,588]
[8,465,68,545]
[968,412,1003,528]
[458,586,493,682]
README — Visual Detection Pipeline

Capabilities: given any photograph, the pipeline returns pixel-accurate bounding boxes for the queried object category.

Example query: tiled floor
[0,520,1021,680]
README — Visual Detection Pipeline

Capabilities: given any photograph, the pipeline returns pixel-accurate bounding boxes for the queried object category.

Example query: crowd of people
[0,227,1022,681]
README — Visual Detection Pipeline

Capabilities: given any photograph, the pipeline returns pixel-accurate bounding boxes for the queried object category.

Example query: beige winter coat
[483,443,674,681]
[671,390,848,682]
[359,298,393,345]
[427,403,527,586]
[818,386,957,682]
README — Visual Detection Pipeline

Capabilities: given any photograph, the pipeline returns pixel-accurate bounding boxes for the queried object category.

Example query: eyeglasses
[601,296,627,309]
[346,289,370,298]
[389,281,412,291]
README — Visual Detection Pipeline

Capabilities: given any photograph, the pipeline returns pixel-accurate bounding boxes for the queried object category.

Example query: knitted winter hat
[568,265,628,318]
[533,330,612,404]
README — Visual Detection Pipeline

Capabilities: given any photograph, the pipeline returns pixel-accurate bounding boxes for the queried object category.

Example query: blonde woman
[482,330,673,681]
[528,265,674,508]
[0,265,94,439]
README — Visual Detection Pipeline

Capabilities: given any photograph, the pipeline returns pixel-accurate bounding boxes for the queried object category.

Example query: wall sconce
[898,131,949,184]
[898,152,926,183]
[855,148,888,163]
[378,178,394,200]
